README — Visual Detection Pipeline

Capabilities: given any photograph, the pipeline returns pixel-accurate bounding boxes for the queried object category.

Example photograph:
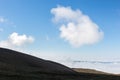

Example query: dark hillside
[0,48,120,80]
[0,48,76,74]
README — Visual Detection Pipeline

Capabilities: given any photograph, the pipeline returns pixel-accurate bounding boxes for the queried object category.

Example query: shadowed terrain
[0,48,120,80]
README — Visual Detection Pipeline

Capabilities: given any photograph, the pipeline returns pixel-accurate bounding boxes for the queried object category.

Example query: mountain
[0,48,120,80]
[0,48,76,74]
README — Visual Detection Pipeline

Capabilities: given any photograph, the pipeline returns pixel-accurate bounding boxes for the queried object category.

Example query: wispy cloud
[0,28,3,32]
[0,32,34,49]
[0,16,16,28]
[51,5,104,47]
[0,17,6,23]
[46,35,50,41]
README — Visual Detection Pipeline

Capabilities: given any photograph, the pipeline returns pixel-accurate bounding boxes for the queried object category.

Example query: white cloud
[0,32,34,48]
[51,5,104,47]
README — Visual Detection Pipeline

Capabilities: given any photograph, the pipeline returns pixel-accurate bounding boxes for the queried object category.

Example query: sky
[0,0,120,73]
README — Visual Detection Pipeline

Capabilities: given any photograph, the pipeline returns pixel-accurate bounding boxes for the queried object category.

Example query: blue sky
[0,0,120,73]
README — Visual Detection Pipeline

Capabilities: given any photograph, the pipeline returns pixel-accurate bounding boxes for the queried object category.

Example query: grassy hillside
[73,68,113,75]
[0,48,120,80]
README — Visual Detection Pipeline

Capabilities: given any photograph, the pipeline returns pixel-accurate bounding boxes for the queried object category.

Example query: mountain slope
[0,48,76,74]
[0,48,120,80]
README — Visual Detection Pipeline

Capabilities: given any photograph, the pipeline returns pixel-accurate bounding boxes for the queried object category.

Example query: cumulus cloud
[0,32,34,48]
[51,5,104,47]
